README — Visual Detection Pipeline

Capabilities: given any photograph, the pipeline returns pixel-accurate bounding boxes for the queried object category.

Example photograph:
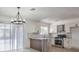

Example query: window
[40,26,48,34]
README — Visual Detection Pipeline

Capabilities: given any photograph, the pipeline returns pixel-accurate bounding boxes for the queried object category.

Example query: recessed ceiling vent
[30,8,36,11]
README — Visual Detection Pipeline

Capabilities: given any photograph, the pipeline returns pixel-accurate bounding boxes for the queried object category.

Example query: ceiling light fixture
[11,7,26,24]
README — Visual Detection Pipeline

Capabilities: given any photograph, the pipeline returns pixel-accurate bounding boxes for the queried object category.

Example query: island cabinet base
[30,38,48,52]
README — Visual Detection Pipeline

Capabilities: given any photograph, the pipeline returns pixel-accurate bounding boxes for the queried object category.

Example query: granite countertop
[30,37,50,40]
[28,33,50,40]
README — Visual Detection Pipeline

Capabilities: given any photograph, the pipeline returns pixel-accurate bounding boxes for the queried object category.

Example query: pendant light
[11,7,26,24]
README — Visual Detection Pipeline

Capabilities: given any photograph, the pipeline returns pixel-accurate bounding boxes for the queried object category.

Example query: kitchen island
[30,38,49,52]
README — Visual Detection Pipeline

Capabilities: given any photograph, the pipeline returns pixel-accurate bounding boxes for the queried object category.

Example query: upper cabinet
[65,24,70,33]
[57,24,65,33]
[49,23,77,34]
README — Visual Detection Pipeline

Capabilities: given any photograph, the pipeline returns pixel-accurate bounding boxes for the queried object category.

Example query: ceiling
[0,7,79,23]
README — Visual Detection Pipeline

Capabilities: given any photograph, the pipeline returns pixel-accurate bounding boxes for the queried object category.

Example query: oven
[54,35,66,48]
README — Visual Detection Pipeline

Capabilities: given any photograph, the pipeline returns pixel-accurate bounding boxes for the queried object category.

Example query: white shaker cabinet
[64,38,71,49]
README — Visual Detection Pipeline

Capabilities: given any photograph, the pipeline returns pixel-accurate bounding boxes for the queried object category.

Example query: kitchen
[0,7,79,52]
[26,8,79,52]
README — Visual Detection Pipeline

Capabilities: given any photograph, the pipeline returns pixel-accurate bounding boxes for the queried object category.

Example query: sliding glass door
[13,24,24,50]
[0,23,24,51]
[0,24,5,51]
[5,24,11,51]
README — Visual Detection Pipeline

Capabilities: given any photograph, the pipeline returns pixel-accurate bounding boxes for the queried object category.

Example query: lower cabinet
[64,38,71,49]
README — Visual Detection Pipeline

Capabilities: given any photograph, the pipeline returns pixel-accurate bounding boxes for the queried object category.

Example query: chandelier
[11,7,26,24]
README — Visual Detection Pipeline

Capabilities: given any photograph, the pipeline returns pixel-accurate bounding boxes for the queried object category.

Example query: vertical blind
[0,23,24,51]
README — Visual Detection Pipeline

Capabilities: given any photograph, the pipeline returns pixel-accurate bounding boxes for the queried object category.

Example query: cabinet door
[30,39,42,51]
[64,39,71,49]
[51,38,55,45]
[65,25,70,32]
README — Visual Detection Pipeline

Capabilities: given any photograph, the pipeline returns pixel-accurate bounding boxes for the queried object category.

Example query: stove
[54,35,66,48]
[55,40,62,45]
